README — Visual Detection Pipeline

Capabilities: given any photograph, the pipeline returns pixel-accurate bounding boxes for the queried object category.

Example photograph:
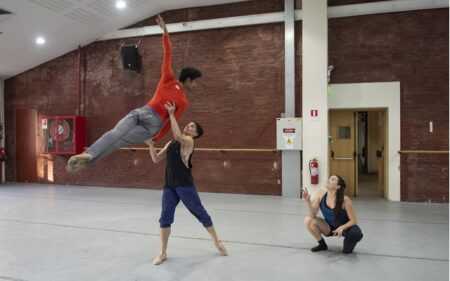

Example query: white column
[302,0,328,197]
[281,0,301,198]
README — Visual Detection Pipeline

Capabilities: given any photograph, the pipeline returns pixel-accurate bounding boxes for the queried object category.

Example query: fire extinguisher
[0,148,6,162]
[309,158,319,185]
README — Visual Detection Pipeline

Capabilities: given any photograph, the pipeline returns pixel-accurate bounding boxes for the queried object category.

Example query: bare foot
[152,253,167,265]
[216,241,228,256]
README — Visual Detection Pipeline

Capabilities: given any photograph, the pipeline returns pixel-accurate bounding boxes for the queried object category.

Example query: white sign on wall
[276,118,302,150]
[42,119,48,129]
[310,109,319,121]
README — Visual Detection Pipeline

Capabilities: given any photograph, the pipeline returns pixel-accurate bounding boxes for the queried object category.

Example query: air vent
[0,7,14,24]
[0,8,12,15]
[29,0,75,13]
[66,7,106,27]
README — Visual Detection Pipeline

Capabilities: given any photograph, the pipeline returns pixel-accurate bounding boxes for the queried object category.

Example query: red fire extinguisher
[0,148,6,162]
[309,158,319,185]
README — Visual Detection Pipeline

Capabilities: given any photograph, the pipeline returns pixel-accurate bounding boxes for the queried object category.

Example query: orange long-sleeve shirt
[148,34,189,142]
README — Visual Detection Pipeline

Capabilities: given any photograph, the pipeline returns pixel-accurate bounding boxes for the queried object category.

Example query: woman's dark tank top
[319,192,349,228]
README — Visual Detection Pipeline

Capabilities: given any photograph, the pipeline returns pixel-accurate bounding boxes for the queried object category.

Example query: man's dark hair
[193,121,204,139]
[179,67,202,83]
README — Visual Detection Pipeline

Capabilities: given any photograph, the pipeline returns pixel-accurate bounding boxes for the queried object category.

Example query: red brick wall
[401,154,449,202]
[4,4,448,201]
[329,9,449,202]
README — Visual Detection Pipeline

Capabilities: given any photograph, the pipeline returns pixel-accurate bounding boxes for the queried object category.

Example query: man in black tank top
[146,102,228,265]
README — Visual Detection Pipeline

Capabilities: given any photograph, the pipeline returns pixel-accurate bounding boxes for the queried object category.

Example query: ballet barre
[120,147,277,152]
[398,150,449,154]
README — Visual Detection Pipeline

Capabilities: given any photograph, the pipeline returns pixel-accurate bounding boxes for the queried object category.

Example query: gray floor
[0,183,448,281]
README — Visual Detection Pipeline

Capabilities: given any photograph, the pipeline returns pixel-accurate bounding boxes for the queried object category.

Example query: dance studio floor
[0,183,448,281]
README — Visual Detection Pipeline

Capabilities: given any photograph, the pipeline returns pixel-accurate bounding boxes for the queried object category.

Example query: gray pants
[86,105,162,162]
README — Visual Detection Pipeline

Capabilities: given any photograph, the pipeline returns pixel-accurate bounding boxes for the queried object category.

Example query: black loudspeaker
[121,44,140,72]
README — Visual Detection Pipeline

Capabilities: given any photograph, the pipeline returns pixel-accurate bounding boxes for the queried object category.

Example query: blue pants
[159,186,213,228]
[86,105,162,162]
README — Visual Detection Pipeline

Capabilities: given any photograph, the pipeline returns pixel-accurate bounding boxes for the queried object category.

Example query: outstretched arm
[145,139,170,163]
[156,15,174,81]
[164,102,193,146]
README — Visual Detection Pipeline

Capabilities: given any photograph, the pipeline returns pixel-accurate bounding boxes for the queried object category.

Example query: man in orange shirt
[66,15,201,172]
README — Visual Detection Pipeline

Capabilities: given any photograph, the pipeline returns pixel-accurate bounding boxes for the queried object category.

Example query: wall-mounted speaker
[120,44,140,72]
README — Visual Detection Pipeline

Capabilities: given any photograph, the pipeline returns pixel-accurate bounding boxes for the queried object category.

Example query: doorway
[329,109,386,198]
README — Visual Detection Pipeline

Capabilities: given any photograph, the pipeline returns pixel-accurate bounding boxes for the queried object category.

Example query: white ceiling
[0,0,244,79]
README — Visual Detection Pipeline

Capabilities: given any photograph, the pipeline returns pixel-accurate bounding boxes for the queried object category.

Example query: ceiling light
[36,37,46,45]
[116,1,126,9]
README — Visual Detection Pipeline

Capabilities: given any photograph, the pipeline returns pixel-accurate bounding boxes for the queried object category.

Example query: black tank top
[164,141,194,188]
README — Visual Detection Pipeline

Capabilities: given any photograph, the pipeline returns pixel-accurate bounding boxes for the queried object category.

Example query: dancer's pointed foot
[66,152,92,173]
[65,162,87,173]
[215,241,228,256]
[152,253,167,265]
[69,152,92,165]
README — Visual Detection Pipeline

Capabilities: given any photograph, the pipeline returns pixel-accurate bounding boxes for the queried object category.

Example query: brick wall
[329,9,449,202]
[4,3,448,201]
[5,2,286,195]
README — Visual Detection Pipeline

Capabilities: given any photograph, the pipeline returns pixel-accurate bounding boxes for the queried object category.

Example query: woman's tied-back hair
[179,67,202,83]
[193,121,204,139]
[334,175,347,223]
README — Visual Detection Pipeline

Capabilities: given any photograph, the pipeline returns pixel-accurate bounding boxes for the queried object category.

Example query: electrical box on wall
[276,118,302,150]
[41,116,86,155]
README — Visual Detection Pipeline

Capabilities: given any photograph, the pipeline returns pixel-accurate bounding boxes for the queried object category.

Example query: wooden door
[16,108,38,183]
[329,110,356,196]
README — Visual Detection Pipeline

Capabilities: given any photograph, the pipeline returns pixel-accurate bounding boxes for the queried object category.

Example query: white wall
[328,82,401,201]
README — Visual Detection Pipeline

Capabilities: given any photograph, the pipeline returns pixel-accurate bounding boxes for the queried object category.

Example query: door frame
[328,82,400,201]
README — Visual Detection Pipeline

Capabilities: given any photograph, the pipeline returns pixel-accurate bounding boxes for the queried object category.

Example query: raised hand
[145,138,154,146]
[332,226,345,237]
[156,14,168,34]
[302,187,310,201]
[164,101,176,115]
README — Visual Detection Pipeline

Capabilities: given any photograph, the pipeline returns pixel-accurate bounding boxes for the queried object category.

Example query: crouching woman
[302,175,363,254]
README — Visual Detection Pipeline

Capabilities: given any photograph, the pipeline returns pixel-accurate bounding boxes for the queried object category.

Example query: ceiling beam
[99,0,448,41]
